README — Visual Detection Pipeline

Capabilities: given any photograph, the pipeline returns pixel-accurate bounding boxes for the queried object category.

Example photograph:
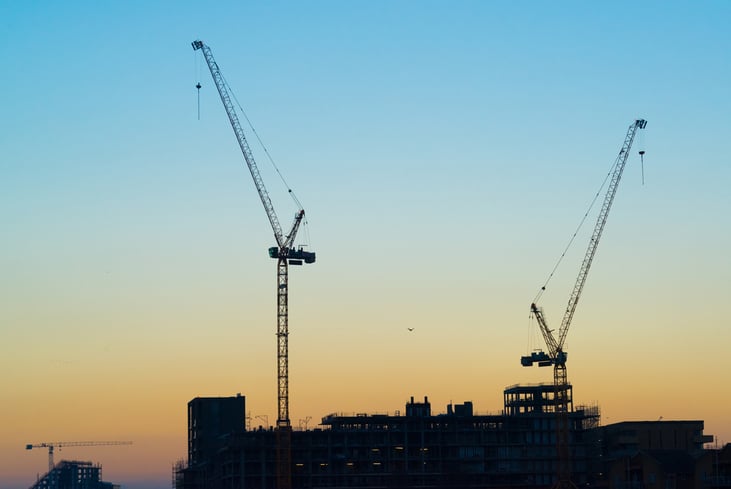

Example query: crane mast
[192,39,315,489]
[522,119,647,489]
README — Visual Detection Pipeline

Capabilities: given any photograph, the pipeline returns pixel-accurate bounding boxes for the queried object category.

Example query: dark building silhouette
[597,421,712,454]
[28,460,117,489]
[590,421,717,489]
[707,443,731,489]
[174,389,721,489]
[175,385,610,489]
[189,394,247,464]
[178,394,246,488]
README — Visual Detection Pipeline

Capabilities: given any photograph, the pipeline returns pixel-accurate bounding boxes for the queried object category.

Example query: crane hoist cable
[194,50,203,120]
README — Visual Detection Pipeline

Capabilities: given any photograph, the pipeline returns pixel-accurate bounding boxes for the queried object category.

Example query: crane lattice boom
[554,118,647,352]
[191,40,289,247]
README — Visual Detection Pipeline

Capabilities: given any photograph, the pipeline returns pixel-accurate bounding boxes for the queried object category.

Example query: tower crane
[521,119,647,489]
[26,441,133,473]
[192,40,315,489]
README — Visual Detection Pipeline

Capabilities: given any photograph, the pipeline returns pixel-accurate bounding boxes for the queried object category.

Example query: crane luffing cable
[552,119,646,352]
[529,119,647,358]
[194,45,304,216]
[221,72,305,212]
[192,40,303,250]
[533,158,623,305]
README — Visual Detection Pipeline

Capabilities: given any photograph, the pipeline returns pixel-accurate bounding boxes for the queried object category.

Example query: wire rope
[194,50,202,119]
[532,158,620,304]
[526,312,536,356]
[221,74,303,211]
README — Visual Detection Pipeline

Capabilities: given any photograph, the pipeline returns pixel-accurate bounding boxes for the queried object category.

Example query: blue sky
[1,2,730,488]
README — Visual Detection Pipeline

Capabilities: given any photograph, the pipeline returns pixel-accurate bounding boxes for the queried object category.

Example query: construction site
[24,442,131,489]
[26,460,117,489]
[173,391,728,489]
[167,41,729,489]
[19,39,730,489]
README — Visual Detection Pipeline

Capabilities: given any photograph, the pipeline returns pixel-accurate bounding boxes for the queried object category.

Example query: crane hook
[196,82,202,120]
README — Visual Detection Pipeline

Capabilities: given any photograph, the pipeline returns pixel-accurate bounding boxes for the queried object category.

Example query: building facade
[177,394,247,488]
[592,421,716,489]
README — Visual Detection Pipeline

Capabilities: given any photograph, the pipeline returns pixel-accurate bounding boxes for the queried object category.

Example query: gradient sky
[1,2,730,488]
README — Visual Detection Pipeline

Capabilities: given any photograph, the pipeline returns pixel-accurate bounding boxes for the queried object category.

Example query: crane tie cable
[222,74,304,211]
[533,159,620,304]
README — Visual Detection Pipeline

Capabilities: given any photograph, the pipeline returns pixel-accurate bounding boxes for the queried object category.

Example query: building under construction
[175,384,608,489]
[173,102,721,488]
[28,460,118,489]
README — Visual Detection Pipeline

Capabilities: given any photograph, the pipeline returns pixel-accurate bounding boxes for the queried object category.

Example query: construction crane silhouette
[521,119,647,489]
[192,39,315,489]
[26,441,133,473]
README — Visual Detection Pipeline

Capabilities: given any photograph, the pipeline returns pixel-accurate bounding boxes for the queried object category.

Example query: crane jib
[193,40,284,246]
[193,40,315,264]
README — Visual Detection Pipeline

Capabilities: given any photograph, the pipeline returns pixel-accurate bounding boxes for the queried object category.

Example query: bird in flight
[407,328,414,332]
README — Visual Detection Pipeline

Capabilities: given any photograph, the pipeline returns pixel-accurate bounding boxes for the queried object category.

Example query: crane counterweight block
[520,351,554,367]
[268,247,316,264]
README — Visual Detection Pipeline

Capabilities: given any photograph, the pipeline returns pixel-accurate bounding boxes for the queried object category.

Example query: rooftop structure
[175,387,602,489]
[28,460,117,489]
[175,387,720,489]
[188,394,246,465]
